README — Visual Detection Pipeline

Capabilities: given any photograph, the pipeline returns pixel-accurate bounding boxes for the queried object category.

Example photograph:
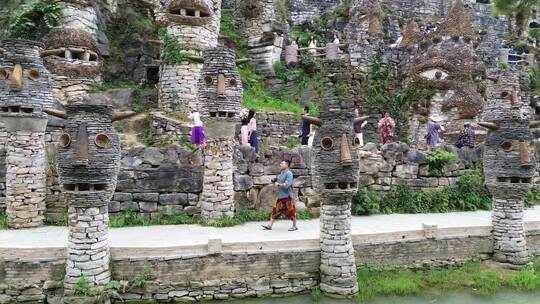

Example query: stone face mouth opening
[496,177,532,184]
[42,48,99,62]
[323,182,357,190]
[63,183,107,192]
[1,106,34,114]
[167,0,213,25]
[209,111,235,118]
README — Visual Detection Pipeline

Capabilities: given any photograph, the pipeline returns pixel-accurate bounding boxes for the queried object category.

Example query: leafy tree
[492,0,540,37]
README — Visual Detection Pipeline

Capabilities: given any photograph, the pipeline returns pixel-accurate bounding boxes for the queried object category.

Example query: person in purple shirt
[426,114,445,153]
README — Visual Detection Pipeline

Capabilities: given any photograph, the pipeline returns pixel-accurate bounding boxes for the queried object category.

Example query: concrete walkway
[2,206,540,258]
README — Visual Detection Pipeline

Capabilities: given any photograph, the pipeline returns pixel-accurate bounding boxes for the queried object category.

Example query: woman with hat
[426,114,445,153]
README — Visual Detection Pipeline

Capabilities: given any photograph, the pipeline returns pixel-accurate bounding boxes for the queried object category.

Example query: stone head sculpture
[198,46,247,120]
[407,0,485,119]
[157,0,221,51]
[480,70,536,199]
[40,28,101,79]
[0,39,55,120]
[309,61,366,196]
[44,95,137,204]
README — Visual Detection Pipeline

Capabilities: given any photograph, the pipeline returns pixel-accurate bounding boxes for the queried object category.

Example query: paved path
[2,206,540,257]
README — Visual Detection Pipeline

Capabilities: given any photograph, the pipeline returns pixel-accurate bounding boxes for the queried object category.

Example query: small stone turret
[0,39,55,229]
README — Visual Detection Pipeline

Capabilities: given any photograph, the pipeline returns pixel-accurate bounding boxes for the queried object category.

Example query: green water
[223,290,540,304]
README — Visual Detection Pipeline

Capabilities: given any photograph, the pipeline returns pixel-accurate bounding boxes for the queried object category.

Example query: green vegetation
[357,259,540,301]
[276,0,288,21]
[426,149,458,177]
[240,64,318,115]
[310,287,321,301]
[285,137,301,149]
[113,121,126,133]
[158,28,192,65]
[353,171,492,215]
[2,0,63,39]
[291,27,320,46]
[138,115,155,146]
[530,67,540,96]
[492,0,540,37]
[0,214,7,229]
[44,212,68,226]
[178,135,196,151]
[220,12,248,58]
[73,276,123,302]
[129,263,154,290]
[73,276,92,296]
[526,186,540,207]
[109,208,316,228]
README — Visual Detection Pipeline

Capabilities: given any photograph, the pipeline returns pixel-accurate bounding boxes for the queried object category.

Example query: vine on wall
[2,0,63,39]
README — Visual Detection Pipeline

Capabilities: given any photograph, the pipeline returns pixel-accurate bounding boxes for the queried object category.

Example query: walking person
[456,123,475,149]
[426,114,445,153]
[299,106,312,146]
[247,109,259,156]
[240,108,249,146]
[377,111,396,145]
[262,160,298,231]
[353,108,368,147]
[189,111,205,149]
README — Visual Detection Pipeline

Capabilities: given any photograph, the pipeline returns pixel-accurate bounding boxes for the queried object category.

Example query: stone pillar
[200,137,235,220]
[319,192,359,296]
[482,68,536,269]
[0,39,55,228]
[4,117,48,228]
[64,192,111,288]
[311,60,360,297]
[48,95,133,292]
[155,0,222,114]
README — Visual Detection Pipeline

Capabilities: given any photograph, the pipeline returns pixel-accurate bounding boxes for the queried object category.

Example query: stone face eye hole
[353,137,360,147]
[59,133,71,148]
[229,79,237,86]
[0,69,9,80]
[501,140,513,151]
[435,71,442,79]
[321,137,334,150]
[500,91,509,98]
[204,76,213,85]
[28,69,39,80]
[95,133,110,148]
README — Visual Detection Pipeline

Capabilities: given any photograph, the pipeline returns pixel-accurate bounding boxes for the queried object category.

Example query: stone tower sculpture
[308,61,367,296]
[45,95,136,290]
[480,69,536,268]
[0,39,55,228]
[197,46,245,220]
[40,28,102,103]
[155,0,222,113]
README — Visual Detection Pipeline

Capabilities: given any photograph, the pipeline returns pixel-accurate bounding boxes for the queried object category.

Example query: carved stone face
[56,99,120,200]
[483,119,535,198]
[198,47,242,120]
[312,70,359,195]
[0,39,54,115]
[166,0,215,26]
[40,28,101,79]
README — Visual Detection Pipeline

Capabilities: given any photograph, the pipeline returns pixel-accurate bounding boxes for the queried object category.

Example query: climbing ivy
[158,28,190,65]
[3,0,63,39]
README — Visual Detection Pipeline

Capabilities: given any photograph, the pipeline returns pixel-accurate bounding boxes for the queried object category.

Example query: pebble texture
[482,68,536,268]
[312,60,359,296]
[0,39,54,229]
[56,95,121,289]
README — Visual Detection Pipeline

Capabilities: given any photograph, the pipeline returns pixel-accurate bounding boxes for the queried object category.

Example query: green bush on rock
[353,170,492,215]
[426,149,457,177]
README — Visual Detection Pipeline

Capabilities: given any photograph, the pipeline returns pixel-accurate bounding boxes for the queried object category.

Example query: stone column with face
[45,94,136,290]
[40,28,102,103]
[481,69,536,268]
[311,61,361,296]
[156,0,222,113]
[0,39,55,228]
[197,47,243,220]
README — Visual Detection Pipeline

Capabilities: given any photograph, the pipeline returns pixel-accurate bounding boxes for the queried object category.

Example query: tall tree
[493,0,540,37]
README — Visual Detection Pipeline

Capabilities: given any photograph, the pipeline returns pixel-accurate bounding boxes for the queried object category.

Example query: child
[189,112,205,148]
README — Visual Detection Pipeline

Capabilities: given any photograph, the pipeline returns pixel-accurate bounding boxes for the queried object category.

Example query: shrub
[73,276,91,296]
[0,214,7,229]
[4,0,63,39]
[426,149,457,177]
[352,170,491,215]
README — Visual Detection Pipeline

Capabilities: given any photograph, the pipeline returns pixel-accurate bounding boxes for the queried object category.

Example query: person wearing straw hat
[426,114,445,153]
